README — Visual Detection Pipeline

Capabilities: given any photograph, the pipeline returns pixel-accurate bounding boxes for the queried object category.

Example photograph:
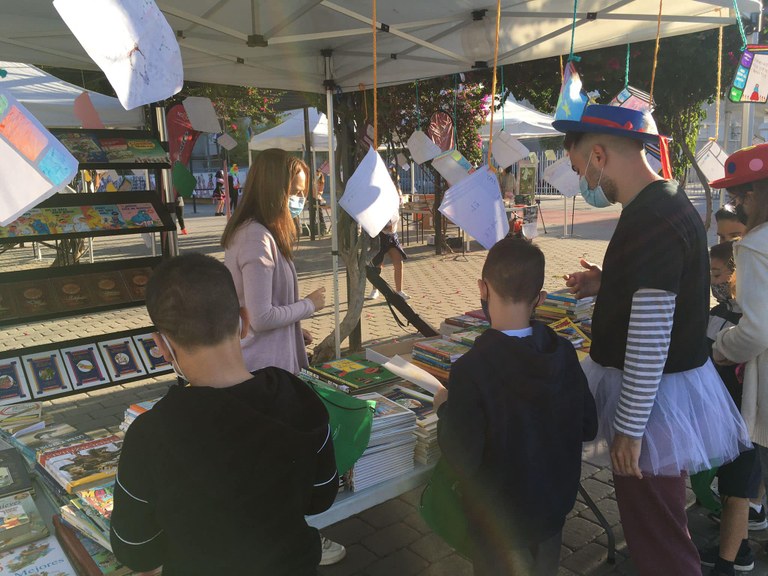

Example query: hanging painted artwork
[729,45,768,103]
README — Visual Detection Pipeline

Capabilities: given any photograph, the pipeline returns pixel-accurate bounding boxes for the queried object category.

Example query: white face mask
[159,333,187,382]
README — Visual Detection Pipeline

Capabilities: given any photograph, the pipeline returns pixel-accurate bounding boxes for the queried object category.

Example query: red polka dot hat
[710,143,768,189]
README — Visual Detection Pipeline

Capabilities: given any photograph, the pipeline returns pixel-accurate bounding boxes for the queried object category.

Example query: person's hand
[713,347,736,366]
[302,328,313,346]
[563,259,602,299]
[433,385,449,412]
[610,433,643,479]
[306,287,326,312]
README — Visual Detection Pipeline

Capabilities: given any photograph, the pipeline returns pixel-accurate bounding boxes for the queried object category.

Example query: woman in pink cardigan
[221,149,325,376]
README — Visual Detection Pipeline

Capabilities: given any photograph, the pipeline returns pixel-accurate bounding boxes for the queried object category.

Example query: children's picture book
[97,338,146,382]
[0,358,32,405]
[356,392,415,422]
[548,317,592,350]
[0,534,76,574]
[76,482,114,521]
[0,403,42,429]
[20,351,73,399]
[383,386,437,428]
[39,435,123,493]
[60,345,110,389]
[116,204,162,228]
[13,423,88,467]
[132,334,170,373]
[413,338,470,363]
[309,354,399,390]
[53,514,132,576]
[0,491,49,554]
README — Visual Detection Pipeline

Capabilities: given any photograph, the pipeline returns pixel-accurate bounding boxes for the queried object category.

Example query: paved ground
[0,192,759,575]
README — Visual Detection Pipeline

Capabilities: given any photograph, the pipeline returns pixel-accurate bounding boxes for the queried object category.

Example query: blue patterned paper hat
[553,104,665,144]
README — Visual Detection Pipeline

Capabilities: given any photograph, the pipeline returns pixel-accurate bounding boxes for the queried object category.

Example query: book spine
[411,352,452,370]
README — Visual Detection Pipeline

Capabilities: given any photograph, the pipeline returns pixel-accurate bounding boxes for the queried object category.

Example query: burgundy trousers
[613,474,700,575]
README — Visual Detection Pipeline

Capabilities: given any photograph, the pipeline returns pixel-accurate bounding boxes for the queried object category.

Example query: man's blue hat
[553,104,665,144]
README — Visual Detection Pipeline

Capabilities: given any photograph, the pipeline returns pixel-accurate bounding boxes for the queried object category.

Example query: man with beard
[554,105,749,575]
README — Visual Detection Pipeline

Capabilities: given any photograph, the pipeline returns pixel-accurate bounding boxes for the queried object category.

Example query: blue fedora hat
[553,104,665,144]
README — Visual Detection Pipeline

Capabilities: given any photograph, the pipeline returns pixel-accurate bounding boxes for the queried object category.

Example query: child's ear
[477,278,487,299]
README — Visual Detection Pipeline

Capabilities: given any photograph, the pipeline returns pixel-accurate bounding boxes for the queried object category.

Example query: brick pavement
[0,195,761,575]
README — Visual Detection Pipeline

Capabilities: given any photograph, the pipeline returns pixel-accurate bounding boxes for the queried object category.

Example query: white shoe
[397,291,410,300]
[366,288,380,300]
[319,536,346,565]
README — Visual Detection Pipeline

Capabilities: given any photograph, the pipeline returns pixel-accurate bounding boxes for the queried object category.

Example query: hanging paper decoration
[729,45,768,103]
[0,91,78,225]
[695,141,729,183]
[491,131,529,169]
[73,92,105,129]
[182,97,221,133]
[610,86,655,112]
[53,0,183,110]
[542,157,580,198]
[432,150,474,186]
[172,162,197,198]
[438,166,509,250]
[407,131,441,165]
[217,133,237,151]
[338,147,401,237]
[554,62,588,122]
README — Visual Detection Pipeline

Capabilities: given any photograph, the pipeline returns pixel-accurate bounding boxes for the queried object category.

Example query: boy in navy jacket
[434,238,597,576]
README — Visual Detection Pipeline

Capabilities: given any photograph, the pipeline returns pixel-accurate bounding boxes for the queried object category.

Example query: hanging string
[568,0,580,62]
[415,79,422,130]
[559,54,564,82]
[648,0,663,105]
[712,27,724,142]
[624,43,631,88]
[501,65,506,130]
[487,0,503,168]
[453,74,459,148]
[733,0,748,51]
[372,0,378,148]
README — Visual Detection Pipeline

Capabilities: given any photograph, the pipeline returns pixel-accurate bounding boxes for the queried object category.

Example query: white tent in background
[0,61,144,128]
[479,98,559,140]
[249,107,334,151]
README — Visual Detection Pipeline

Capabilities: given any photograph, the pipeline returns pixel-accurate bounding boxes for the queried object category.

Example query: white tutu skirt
[581,357,751,476]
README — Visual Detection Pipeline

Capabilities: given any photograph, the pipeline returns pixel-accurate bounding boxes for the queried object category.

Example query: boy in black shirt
[434,238,597,576]
[110,254,337,576]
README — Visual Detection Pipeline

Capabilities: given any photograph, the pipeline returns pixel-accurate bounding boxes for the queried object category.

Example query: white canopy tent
[0,61,144,128]
[249,107,333,151]
[479,99,559,140]
[0,0,751,357]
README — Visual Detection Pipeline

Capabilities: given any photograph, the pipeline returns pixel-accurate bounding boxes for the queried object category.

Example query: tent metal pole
[154,104,178,257]
[324,50,341,359]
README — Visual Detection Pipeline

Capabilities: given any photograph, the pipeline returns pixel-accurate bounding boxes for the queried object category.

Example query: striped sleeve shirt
[613,288,676,438]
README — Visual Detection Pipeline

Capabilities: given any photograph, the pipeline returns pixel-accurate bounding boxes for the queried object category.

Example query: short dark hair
[482,237,545,303]
[710,241,736,272]
[715,204,747,225]
[563,132,586,151]
[145,254,240,349]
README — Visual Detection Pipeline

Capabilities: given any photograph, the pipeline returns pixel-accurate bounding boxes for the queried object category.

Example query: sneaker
[709,506,768,531]
[180,229,188,235]
[397,291,410,300]
[700,543,755,571]
[366,288,380,300]
[319,536,346,566]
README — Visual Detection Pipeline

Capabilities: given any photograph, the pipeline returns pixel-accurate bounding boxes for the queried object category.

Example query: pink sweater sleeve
[237,224,315,333]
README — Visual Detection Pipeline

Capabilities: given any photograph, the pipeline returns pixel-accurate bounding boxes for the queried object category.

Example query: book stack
[53,514,133,576]
[0,490,50,554]
[308,354,400,393]
[0,402,45,439]
[38,434,123,496]
[119,398,161,432]
[411,338,471,382]
[11,423,93,468]
[348,393,416,492]
[534,289,594,323]
[548,317,592,362]
[441,314,489,335]
[383,386,439,466]
[448,328,486,348]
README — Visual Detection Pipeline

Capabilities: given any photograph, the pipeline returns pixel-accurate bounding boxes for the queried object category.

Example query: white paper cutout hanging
[0,91,79,225]
[339,147,401,237]
[695,140,729,184]
[217,133,238,151]
[53,0,183,110]
[439,166,509,249]
[183,97,221,134]
[432,149,473,186]
[407,130,441,165]
[491,130,530,169]
[542,156,580,198]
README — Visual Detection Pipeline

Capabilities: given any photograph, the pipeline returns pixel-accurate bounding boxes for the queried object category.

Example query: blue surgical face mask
[579,153,612,208]
[288,195,305,218]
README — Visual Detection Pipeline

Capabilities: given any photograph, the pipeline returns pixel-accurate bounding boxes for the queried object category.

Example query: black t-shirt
[590,180,709,373]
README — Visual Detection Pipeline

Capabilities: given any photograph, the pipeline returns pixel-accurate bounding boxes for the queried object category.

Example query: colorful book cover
[76,482,114,521]
[548,317,591,350]
[51,276,96,311]
[44,207,89,234]
[90,272,131,305]
[0,403,42,427]
[116,204,161,229]
[413,338,470,363]
[310,354,399,389]
[383,387,437,427]
[124,138,169,164]
[53,514,131,576]
[93,206,126,230]
[121,268,152,301]
[356,392,415,421]
[97,339,146,382]
[20,351,73,398]
[0,359,32,405]
[0,491,50,554]
[0,534,76,574]
[11,280,57,317]
[13,423,85,465]
[60,345,110,389]
[57,131,107,163]
[132,335,170,373]
[39,435,122,494]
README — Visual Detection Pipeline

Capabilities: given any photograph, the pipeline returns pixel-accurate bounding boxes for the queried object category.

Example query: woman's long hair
[221,149,308,259]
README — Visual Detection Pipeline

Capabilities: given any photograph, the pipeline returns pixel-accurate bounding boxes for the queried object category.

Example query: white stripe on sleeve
[613,288,675,438]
